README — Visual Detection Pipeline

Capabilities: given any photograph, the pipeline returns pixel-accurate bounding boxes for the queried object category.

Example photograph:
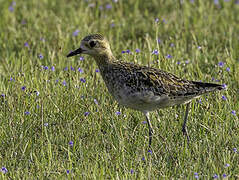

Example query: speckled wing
[109,61,223,110]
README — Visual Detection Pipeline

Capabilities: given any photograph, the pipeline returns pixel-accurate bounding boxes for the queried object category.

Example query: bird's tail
[192,81,226,93]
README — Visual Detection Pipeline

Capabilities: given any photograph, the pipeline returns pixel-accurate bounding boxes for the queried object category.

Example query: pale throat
[92,50,116,67]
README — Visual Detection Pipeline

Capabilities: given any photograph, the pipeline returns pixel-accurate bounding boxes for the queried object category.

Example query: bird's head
[67,34,112,58]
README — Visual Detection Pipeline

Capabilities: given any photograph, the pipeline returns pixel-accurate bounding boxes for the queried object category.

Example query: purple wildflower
[126,49,131,54]
[233,148,237,152]
[95,69,100,73]
[38,54,43,59]
[166,54,172,59]
[222,174,227,178]
[222,95,227,101]
[222,84,227,89]
[152,49,159,55]
[218,61,224,67]
[135,49,140,53]
[44,123,48,127]
[155,18,159,23]
[170,43,175,47]
[21,86,26,91]
[94,99,98,105]
[8,6,14,12]
[176,61,181,65]
[130,169,134,174]
[115,111,121,115]
[148,150,152,154]
[70,66,75,71]
[51,66,55,71]
[157,38,161,43]
[44,66,48,70]
[194,173,199,179]
[66,170,70,174]
[79,56,84,61]
[122,50,126,54]
[80,78,86,83]
[142,121,147,124]
[84,112,90,116]
[110,23,115,27]
[62,80,67,86]
[99,5,103,10]
[226,67,230,72]
[35,91,40,96]
[78,68,83,73]
[73,29,80,36]
[40,37,45,42]
[1,94,5,97]
[214,0,219,4]
[213,174,218,179]
[142,157,145,161]
[69,141,73,146]
[1,167,8,174]
[231,110,236,116]
[24,42,29,47]
[185,60,190,64]
[25,111,30,115]
[225,163,230,167]
[105,4,112,9]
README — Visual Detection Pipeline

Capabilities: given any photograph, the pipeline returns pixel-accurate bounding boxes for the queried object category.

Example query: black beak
[66,48,83,58]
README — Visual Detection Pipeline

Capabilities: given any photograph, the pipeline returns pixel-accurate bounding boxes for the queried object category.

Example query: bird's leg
[182,103,190,143]
[145,112,153,148]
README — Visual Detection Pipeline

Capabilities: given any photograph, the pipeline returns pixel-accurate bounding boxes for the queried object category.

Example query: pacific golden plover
[67,34,224,147]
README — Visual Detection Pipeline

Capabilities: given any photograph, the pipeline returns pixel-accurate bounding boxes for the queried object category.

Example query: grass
[0,0,239,179]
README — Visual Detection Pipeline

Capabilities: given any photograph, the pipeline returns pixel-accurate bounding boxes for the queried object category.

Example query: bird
[67,34,225,148]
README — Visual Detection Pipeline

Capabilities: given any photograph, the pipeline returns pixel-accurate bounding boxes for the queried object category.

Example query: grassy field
[0,0,239,179]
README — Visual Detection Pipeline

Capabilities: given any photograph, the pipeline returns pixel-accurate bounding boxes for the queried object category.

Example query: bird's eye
[89,41,97,48]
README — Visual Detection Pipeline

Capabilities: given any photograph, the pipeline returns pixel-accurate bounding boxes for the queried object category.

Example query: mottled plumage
[67,34,225,147]
[99,61,223,112]
[82,34,105,41]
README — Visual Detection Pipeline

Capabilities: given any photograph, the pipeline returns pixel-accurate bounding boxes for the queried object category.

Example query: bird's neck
[93,51,116,67]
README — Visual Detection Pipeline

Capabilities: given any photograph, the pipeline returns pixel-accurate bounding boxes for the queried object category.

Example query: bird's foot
[182,126,190,143]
